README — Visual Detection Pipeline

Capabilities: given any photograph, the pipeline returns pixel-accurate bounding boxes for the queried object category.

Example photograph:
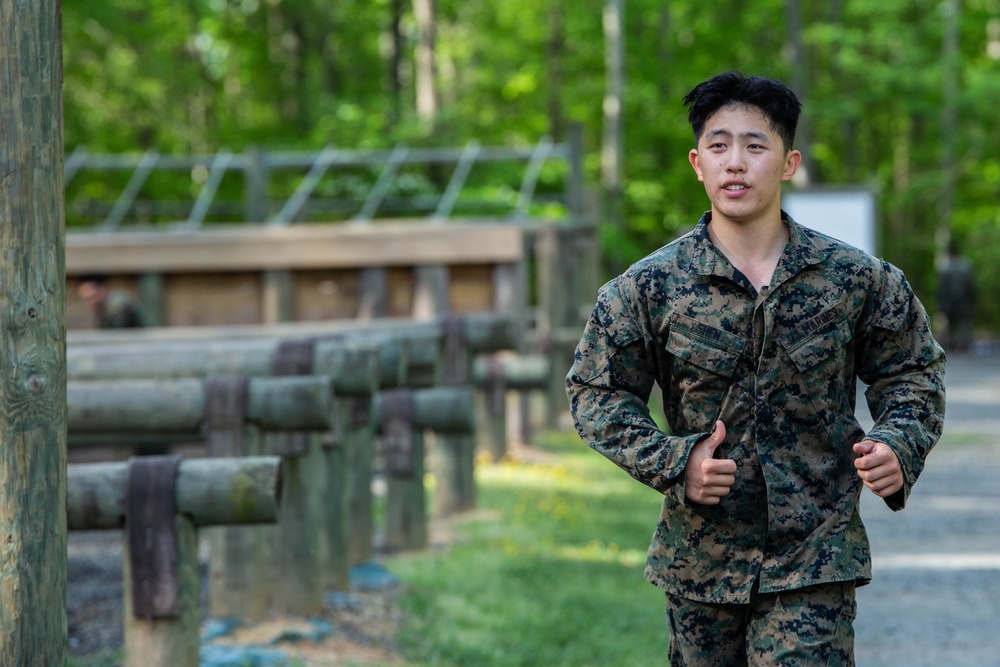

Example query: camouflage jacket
[97,289,148,329]
[566,212,945,604]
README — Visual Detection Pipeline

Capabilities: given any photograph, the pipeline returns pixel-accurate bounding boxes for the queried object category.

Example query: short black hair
[683,71,802,152]
[78,272,111,285]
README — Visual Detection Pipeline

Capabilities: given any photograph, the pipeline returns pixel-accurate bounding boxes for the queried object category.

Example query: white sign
[782,188,877,257]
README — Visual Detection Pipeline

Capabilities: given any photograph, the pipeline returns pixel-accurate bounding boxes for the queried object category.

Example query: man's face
[77,281,108,308]
[688,104,800,226]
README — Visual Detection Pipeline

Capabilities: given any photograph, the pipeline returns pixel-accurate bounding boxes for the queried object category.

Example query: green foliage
[389,431,667,666]
[60,0,1000,334]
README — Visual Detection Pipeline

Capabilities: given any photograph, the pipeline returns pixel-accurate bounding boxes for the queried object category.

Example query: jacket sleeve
[857,260,946,511]
[565,276,705,495]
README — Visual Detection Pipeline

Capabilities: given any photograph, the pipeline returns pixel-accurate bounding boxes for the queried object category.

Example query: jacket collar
[688,210,828,287]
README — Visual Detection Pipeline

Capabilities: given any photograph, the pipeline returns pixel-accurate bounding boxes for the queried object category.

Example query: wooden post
[265,339,323,616]
[68,456,281,667]
[375,386,475,551]
[313,340,381,580]
[475,355,509,461]
[262,269,295,324]
[434,316,477,516]
[378,389,426,552]
[137,272,165,327]
[0,0,67,663]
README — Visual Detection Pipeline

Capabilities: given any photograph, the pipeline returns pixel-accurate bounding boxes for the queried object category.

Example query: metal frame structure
[64,127,584,231]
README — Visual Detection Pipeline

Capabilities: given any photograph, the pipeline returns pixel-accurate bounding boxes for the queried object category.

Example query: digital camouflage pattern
[665,581,856,666]
[566,212,945,605]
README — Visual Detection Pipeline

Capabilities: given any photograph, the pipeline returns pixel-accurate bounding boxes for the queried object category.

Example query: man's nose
[726,149,747,173]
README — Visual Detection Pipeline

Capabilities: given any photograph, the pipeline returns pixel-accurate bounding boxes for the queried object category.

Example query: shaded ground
[68,528,408,666]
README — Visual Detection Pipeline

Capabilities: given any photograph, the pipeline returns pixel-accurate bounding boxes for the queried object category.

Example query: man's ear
[689,149,703,182]
[781,150,802,182]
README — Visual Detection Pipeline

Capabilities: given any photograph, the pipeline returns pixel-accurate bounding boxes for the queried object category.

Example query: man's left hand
[853,440,903,498]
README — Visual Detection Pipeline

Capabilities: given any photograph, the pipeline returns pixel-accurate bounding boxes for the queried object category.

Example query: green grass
[386,430,669,667]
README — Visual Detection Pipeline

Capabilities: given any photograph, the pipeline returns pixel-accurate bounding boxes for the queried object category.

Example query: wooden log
[472,353,550,389]
[68,456,280,667]
[373,386,475,433]
[67,336,385,586]
[0,1,66,662]
[67,331,410,389]
[67,456,282,530]
[66,313,516,353]
[67,375,332,438]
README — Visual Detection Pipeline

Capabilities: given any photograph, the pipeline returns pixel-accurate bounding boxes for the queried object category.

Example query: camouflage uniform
[665,580,856,666]
[566,212,945,657]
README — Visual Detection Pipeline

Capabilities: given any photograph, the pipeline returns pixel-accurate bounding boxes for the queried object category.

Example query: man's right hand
[684,420,737,505]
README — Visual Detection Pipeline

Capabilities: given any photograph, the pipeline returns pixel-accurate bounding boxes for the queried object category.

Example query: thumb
[702,420,727,456]
[853,440,876,457]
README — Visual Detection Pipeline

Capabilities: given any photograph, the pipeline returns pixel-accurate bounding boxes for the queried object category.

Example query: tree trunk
[601,0,625,250]
[786,0,816,183]
[937,0,961,261]
[0,0,68,663]
[546,7,566,141]
[412,0,438,128]
[389,0,405,125]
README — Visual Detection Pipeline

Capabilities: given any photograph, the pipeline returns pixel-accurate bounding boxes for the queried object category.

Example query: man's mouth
[724,184,748,191]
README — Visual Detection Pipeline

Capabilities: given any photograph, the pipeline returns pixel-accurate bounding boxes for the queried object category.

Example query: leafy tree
[59,0,1000,334]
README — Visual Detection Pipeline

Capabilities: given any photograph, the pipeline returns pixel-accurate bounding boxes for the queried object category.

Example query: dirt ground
[68,527,409,666]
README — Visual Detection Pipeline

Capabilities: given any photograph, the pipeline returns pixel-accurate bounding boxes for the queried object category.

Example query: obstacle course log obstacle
[67,375,331,445]
[472,353,551,460]
[66,335,391,581]
[374,386,476,551]
[68,455,281,667]
[68,374,332,619]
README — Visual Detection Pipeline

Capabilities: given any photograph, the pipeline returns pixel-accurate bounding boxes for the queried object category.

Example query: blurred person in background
[936,239,977,352]
[77,272,149,329]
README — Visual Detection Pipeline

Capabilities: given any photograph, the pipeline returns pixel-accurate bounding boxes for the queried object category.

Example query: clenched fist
[685,420,737,505]
[853,439,903,498]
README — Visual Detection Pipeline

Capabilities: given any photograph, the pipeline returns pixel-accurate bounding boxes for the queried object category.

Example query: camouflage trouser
[664,581,857,667]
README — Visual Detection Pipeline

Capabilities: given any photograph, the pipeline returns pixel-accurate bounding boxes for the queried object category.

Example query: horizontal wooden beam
[67,456,281,530]
[67,337,387,394]
[67,376,332,435]
[66,221,523,274]
[374,386,475,433]
[67,313,516,354]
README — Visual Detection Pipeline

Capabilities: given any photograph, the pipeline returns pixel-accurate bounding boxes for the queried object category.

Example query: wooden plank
[450,264,494,313]
[293,269,360,320]
[66,221,524,274]
[165,273,261,326]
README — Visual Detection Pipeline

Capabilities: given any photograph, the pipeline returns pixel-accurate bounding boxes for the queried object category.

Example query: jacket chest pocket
[778,306,852,373]
[664,314,745,431]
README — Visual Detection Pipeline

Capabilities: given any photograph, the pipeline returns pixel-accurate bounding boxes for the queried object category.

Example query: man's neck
[707,212,789,292]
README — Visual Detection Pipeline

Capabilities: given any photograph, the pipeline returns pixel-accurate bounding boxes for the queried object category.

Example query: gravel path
[854,350,1000,667]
